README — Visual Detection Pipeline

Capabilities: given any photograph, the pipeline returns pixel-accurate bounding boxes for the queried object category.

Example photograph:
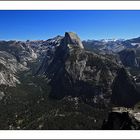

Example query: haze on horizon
[0,10,140,41]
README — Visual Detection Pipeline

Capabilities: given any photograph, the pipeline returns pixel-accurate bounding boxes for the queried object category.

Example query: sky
[0,10,140,41]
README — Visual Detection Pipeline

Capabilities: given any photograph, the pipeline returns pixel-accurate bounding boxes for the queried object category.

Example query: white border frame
[0,1,140,139]
[0,130,139,139]
[0,1,139,10]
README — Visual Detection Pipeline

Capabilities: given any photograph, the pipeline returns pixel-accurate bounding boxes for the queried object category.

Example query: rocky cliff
[118,49,139,68]
[111,68,140,107]
[37,32,140,107]
[102,107,140,130]
[0,51,27,86]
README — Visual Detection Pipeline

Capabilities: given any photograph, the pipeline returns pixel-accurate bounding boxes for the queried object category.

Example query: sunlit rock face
[60,32,84,49]
[0,51,27,86]
[36,32,140,109]
[0,35,64,87]
[37,32,121,107]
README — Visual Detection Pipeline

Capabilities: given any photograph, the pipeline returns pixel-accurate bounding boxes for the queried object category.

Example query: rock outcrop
[0,51,27,86]
[102,107,140,130]
[118,49,139,67]
[0,35,64,87]
[102,112,140,130]
[37,32,123,107]
[36,32,140,109]
[60,32,84,49]
[111,68,140,107]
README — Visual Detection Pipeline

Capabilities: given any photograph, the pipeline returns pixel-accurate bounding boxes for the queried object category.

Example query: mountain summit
[60,32,84,49]
[37,32,140,108]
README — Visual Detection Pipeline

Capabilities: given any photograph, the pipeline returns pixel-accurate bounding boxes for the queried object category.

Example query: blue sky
[0,10,140,41]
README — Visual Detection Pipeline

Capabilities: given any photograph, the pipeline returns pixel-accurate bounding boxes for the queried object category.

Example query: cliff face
[111,68,140,107]
[60,32,84,49]
[0,51,27,86]
[102,107,140,130]
[102,112,140,130]
[37,32,140,107]
[48,48,119,101]
[118,49,139,68]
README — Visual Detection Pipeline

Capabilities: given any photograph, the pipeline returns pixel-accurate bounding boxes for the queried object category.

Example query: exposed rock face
[48,49,119,101]
[111,68,140,107]
[26,35,63,60]
[118,49,139,67]
[0,51,27,86]
[83,39,133,54]
[102,107,140,130]
[0,36,64,87]
[0,41,38,65]
[127,37,140,44]
[0,91,5,100]
[0,40,39,87]
[36,32,140,109]
[37,32,124,107]
[60,32,84,49]
[102,112,140,130]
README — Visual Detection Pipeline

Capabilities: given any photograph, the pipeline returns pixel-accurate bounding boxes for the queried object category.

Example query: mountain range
[0,32,140,129]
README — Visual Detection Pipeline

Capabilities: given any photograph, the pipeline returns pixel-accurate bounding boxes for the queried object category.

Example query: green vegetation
[0,68,109,130]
